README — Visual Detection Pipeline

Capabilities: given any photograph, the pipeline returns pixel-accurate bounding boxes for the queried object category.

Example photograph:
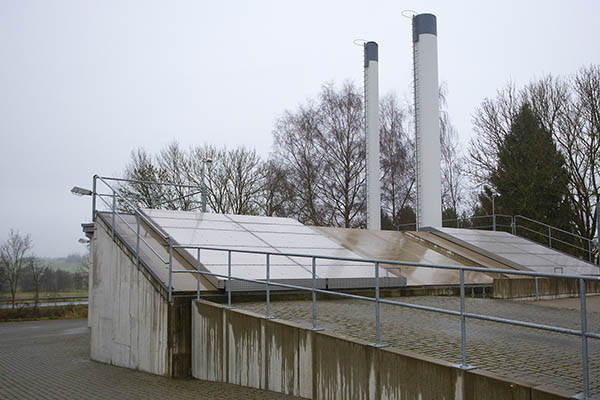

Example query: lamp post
[594,199,600,265]
[489,188,498,232]
[492,195,496,231]
[201,158,212,213]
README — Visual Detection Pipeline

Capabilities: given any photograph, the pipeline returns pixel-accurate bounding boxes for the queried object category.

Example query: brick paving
[0,319,299,400]
[238,295,600,397]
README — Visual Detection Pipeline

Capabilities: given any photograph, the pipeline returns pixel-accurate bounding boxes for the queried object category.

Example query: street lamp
[489,187,499,232]
[71,186,93,196]
[201,158,213,212]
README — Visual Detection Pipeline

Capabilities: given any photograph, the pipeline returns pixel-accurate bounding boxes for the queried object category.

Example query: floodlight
[71,186,93,196]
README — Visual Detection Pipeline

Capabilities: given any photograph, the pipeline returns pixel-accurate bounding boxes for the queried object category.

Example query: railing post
[492,196,496,232]
[455,268,474,370]
[535,276,539,301]
[151,183,156,208]
[511,216,516,236]
[92,175,97,222]
[311,257,322,331]
[136,213,140,271]
[370,262,386,348]
[227,250,232,308]
[111,190,116,241]
[168,237,173,303]
[548,227,552,248]
[579,278,589,399]
[197,248,201,301]
[265,253,273,319]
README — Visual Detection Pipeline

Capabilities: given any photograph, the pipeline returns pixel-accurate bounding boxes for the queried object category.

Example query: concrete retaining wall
[91,218,170,375]
[90,217,192,377]
[493,277,600,300]
[191,300,570,399]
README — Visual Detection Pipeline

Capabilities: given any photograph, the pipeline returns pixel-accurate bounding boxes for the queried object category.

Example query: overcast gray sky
[1,0,599,257]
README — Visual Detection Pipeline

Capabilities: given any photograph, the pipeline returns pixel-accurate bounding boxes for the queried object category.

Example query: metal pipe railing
[176,243,599,395]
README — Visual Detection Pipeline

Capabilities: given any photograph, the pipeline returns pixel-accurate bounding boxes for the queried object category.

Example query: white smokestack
[364,41,381,230]
[413,13,442,229]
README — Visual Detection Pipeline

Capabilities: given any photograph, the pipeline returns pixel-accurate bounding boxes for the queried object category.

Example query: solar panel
[438,228,599,276]
[142,209,405,290]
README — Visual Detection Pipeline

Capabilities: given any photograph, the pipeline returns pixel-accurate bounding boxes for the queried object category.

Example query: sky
[1,0,599,257]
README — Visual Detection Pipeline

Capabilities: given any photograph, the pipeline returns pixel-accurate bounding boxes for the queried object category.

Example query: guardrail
[169,243,599,398]
[92,175,599,398]
[398,213,597,265]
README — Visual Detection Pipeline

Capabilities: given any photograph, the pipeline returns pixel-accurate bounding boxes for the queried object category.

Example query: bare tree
[0,230,33,308]
[439,85,466,215]
[316,82,366,228]
[273,102,327,225]
[121,148,166,209]
[26,257,48,307]
[379,93,415,228]
[157,142,197,211]
[468,83,520,184]
[223,147,263,215]
[258,159,294,217]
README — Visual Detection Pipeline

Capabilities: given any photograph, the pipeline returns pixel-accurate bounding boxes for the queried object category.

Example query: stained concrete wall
[90,218,170,376]
[493,277,600,300]
[192,299,571,400]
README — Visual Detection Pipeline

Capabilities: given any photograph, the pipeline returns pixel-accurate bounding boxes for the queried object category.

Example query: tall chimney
[413,14,442,229]
[364,41,381,230]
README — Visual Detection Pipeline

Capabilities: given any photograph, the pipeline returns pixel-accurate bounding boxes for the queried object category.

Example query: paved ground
[525,294,600,312]
[238,295,600,397]
[0,319,299,400]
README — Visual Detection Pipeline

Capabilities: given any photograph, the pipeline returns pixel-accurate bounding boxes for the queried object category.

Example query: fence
[397,213,597,264]
[92,175,600,398]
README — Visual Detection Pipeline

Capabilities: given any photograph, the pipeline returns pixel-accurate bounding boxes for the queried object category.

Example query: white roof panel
[142,209,400,289]
[439,228,599,276]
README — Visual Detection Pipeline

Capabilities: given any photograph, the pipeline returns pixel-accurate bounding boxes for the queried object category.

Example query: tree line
[119,65,598,257]
[0,230,88,308]
[468,65,599,250]
[120,81,463,230]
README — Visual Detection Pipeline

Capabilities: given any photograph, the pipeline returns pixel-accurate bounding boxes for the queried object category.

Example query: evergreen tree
[489,103,572,228]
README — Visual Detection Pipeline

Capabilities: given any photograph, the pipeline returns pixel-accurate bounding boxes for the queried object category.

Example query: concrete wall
[90,218,171,376]
[192,300,571,400]
[493,277,600,300]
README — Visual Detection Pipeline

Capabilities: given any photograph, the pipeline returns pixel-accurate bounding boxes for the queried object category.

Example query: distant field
[44,254,88,272]
[0,291,88,302]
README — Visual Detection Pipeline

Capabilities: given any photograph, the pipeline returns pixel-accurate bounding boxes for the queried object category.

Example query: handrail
[173,244,600,280]
[515,214,592,243]
[517,225,591,253]
[175,268,600,339]
[96,193,169,264]
[96,176,170,242]
[174,244,596,396]
[99,175,202,190]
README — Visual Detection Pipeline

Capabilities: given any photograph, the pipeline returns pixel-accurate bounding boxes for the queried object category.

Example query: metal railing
[170,244,600,398]
[91,175,599,398]
[398,213,597,265]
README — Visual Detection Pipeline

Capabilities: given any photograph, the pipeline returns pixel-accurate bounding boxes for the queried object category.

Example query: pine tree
[490,103,572,228]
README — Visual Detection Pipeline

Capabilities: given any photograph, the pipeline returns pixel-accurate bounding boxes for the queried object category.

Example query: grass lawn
[0,290,88,302]
[0,304,88,322]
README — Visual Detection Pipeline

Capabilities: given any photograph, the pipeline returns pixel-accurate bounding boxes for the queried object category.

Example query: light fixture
[71,186,93,196]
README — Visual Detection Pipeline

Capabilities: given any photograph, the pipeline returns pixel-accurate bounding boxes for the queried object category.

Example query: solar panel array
[439,228,599,276]
[143,209,406,290]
